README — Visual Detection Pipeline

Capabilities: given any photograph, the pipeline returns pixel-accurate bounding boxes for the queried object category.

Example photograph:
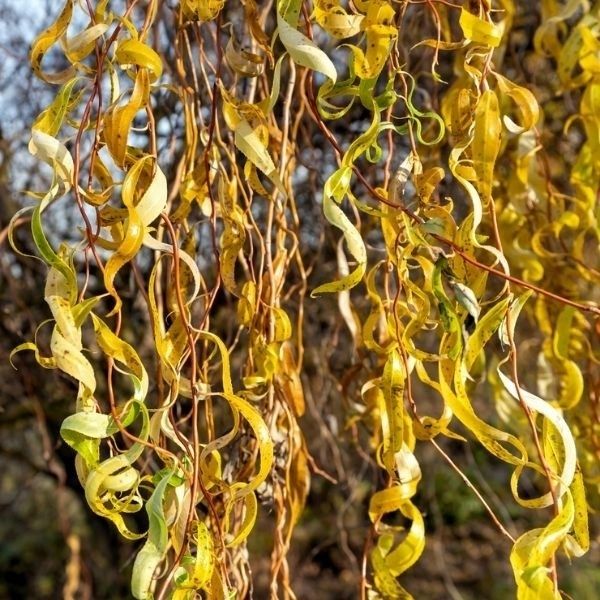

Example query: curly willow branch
[9,0,600,597]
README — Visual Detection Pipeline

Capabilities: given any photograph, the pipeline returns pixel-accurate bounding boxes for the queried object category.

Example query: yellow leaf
[277,11,337,82]
[115,39,163,82]
[472,90,502,202]
[104,69,150,167]
[30,0,76,83]
[234,119,285,195]
[459,9,503,48]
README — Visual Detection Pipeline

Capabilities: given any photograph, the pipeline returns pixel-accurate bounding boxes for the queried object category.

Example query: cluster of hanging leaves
[10,0,600,597]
